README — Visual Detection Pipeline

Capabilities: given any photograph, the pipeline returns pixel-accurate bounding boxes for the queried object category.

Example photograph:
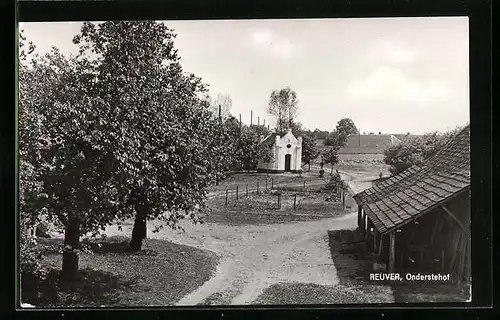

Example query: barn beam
[357,207,362,229]
[389,231,395,273]
[440,205,465,231]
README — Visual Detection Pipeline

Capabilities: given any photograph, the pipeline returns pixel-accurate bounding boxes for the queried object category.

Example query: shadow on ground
[21,268,138,307]
[24,236,219,307]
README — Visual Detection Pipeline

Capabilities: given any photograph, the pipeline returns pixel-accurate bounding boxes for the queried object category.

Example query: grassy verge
[21,236,219,307]
[252,282,393,304]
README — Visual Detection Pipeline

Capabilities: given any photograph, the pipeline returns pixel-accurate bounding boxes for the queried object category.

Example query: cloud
[253,29,273,43]
[367,40,417,63]
[251,29,297,59]
[346,66,453,104]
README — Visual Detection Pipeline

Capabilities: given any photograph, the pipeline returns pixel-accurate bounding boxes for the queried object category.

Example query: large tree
[336,118,359,136]
[18,31,51,284]
[19,40,123,280]
[324,118,359,148]
[73,21,232,252]
[267,87,298,133]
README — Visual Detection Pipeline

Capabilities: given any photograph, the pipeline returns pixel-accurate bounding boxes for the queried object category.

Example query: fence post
[225,188,228,206]
[342,189,346,210]
[266,179,268,190]
[246,184,248,198]
[294,194,297,210]
[277,194,281,209]
[236,186,239,201]
[257,181,260,194]
[272,178,274,189]
[303,181,305,191]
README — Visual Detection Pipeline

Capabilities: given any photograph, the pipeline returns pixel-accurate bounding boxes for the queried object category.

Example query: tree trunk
[128,203,148,252]
[62,220,80,281]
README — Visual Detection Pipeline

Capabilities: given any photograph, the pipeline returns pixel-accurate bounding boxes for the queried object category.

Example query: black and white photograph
[18,17,471,308]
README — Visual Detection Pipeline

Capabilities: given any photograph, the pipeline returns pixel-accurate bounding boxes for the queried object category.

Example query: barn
[257,129,303,173]
[353,125,470,282]
[336,134,401,163]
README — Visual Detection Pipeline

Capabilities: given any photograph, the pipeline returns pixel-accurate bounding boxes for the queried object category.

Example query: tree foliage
[18,21,235,280]
[324,130,347,147]
[383,127,464,175]
[322,147,339,173]
[324,118,358,147]
[267,87,298,133]
[301,132,319,170]
[336,118,359,136]
[72,21,234,251]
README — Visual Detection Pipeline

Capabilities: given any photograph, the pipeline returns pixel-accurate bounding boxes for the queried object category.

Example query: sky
[21,17,469,134]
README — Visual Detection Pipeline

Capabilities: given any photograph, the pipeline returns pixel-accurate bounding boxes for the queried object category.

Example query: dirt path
[100,167,378,306]
[103,212,358,305]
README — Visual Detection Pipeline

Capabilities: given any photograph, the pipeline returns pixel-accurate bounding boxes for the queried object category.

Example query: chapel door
[285,154,291,172]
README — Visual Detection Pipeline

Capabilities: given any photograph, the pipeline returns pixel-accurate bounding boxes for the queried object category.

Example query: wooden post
[257,181,259,194]
[272,178,274,189]
[358,207,362,229]
[441,249,445,272]
[389,231,396,273]
[378,233,383,255]
[266,179,268,190]
[246,184,248,197]
[218,104,221,120]
[294,194,297,210]
[236,186,239,201]
[250,110,253,126]
[342,189,345,210]
[239,114,242,130]
[277,194,281,209]
[225,188,228,206]
[258,117,260,126]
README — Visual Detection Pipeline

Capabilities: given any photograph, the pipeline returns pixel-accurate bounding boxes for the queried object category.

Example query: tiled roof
[337,134,400,154]
[260,133,278,147]
[353,125,470,234]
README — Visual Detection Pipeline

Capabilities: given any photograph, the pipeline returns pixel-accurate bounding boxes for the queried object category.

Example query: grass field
[22,236,219,307]
[207,171,327,193]
[203,187,356,226]
[253,282,393,304]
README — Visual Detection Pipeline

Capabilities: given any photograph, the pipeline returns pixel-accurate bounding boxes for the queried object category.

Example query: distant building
[258,129,303,173]
[353,125,470,280]
[336,134,401,163]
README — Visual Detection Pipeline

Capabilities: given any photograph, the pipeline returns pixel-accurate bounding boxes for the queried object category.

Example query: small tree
[322,147,339,174]
[301,132,319,171]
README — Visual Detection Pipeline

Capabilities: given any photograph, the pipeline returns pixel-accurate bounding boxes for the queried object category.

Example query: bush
[383,127,463,176]
[325,172,347,192]
[20,233,49,284]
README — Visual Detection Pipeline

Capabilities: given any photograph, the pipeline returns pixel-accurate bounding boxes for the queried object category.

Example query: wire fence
[210,177,348,211]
